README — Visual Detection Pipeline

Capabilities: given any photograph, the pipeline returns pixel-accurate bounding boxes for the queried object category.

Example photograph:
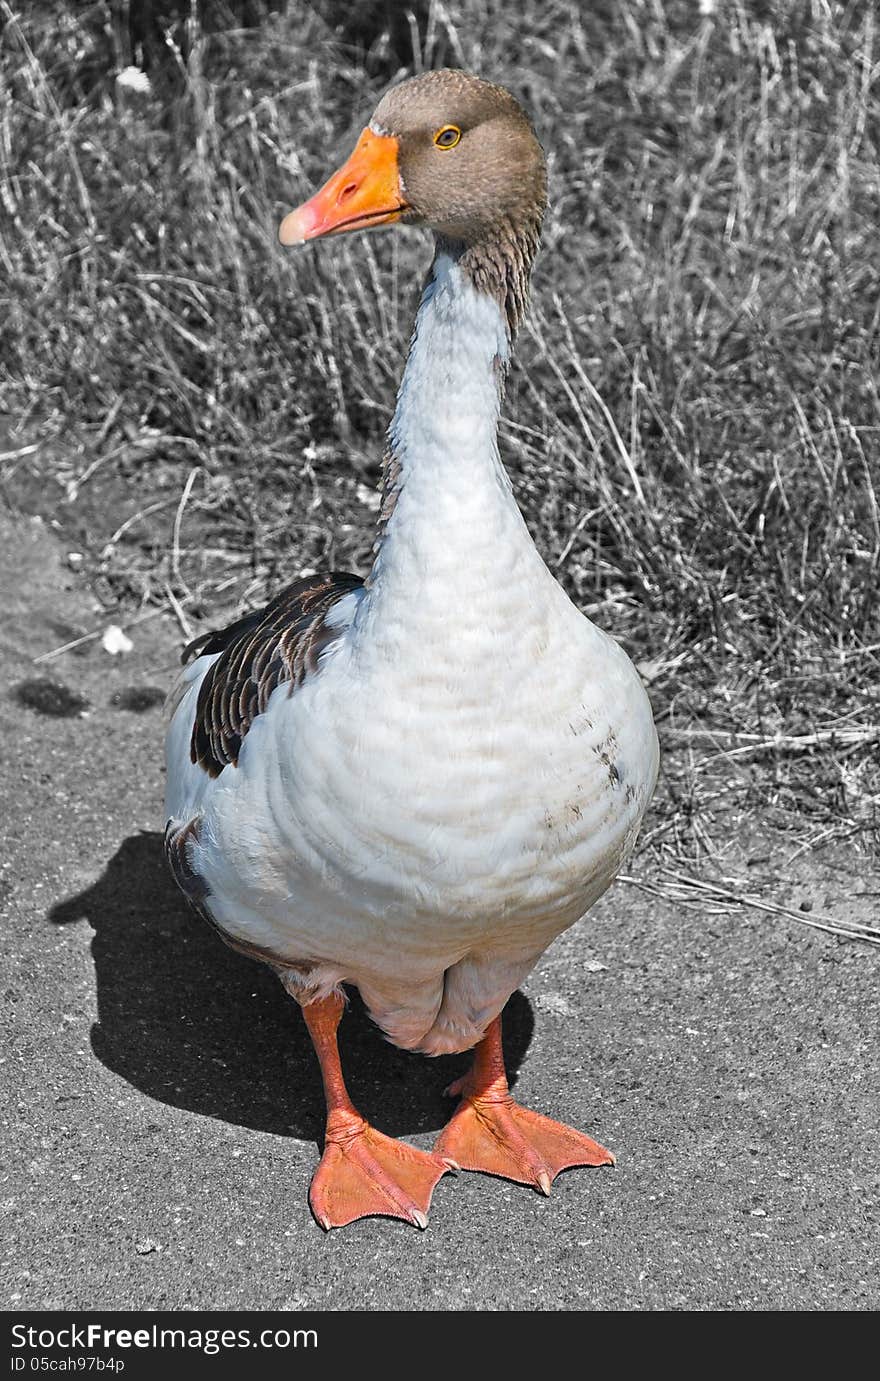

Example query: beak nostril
[339,182,358,203]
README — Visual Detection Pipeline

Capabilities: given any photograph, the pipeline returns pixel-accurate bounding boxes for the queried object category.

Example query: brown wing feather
[188,572,363,777]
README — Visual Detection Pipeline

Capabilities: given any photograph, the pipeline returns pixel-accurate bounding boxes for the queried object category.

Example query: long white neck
[358,253,548,639]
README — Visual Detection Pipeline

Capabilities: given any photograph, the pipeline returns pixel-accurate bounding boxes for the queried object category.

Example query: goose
[164,68,659,1231]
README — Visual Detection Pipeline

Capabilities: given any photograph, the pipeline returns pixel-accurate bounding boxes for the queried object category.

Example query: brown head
[279,69,547,331]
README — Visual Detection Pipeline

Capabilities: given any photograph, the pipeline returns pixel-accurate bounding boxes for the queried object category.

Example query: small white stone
[101,624,133,655]
[116,66,151,94]
[534,992,575,1018]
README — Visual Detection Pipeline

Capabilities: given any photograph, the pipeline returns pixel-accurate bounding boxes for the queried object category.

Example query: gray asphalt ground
[2,511,878,1311]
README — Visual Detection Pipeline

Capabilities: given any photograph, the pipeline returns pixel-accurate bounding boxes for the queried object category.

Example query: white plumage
[165,255,659,1056]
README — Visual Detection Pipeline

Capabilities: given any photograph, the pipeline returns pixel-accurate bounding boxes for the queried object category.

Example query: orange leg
[301,993,452,1230]
[434,1014,614,1193]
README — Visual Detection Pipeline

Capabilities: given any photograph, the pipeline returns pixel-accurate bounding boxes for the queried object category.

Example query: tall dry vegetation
[1,0,878,846]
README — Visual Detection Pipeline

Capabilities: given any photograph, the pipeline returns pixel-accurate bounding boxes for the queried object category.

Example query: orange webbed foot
[434,1014,613,1193]
[434,1092,614,1192]
[310,1112,453,1230]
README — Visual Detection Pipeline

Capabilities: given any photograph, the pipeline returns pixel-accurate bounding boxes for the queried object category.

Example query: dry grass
[1,0,878,856]
[620,865,880,946]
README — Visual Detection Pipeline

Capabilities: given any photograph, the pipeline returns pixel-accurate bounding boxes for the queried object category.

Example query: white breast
[164,259,659,1054]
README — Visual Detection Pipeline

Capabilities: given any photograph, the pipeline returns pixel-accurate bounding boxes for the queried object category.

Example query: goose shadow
[50,832,534,1143]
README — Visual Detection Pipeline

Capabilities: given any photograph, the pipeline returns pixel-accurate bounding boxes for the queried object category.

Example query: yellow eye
[433,125,461,149]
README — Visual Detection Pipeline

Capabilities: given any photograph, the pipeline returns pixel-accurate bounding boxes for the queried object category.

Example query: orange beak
[279,128,407,246]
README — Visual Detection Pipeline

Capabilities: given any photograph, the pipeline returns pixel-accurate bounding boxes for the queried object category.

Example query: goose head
[280,69,546,322]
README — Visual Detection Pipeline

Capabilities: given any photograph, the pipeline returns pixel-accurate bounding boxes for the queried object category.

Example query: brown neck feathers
[438,211,543,339]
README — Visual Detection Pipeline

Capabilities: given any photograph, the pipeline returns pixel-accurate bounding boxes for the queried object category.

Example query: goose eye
[433,125,461,149]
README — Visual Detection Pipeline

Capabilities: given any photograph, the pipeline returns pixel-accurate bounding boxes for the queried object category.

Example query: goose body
[164,70,658,1228]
